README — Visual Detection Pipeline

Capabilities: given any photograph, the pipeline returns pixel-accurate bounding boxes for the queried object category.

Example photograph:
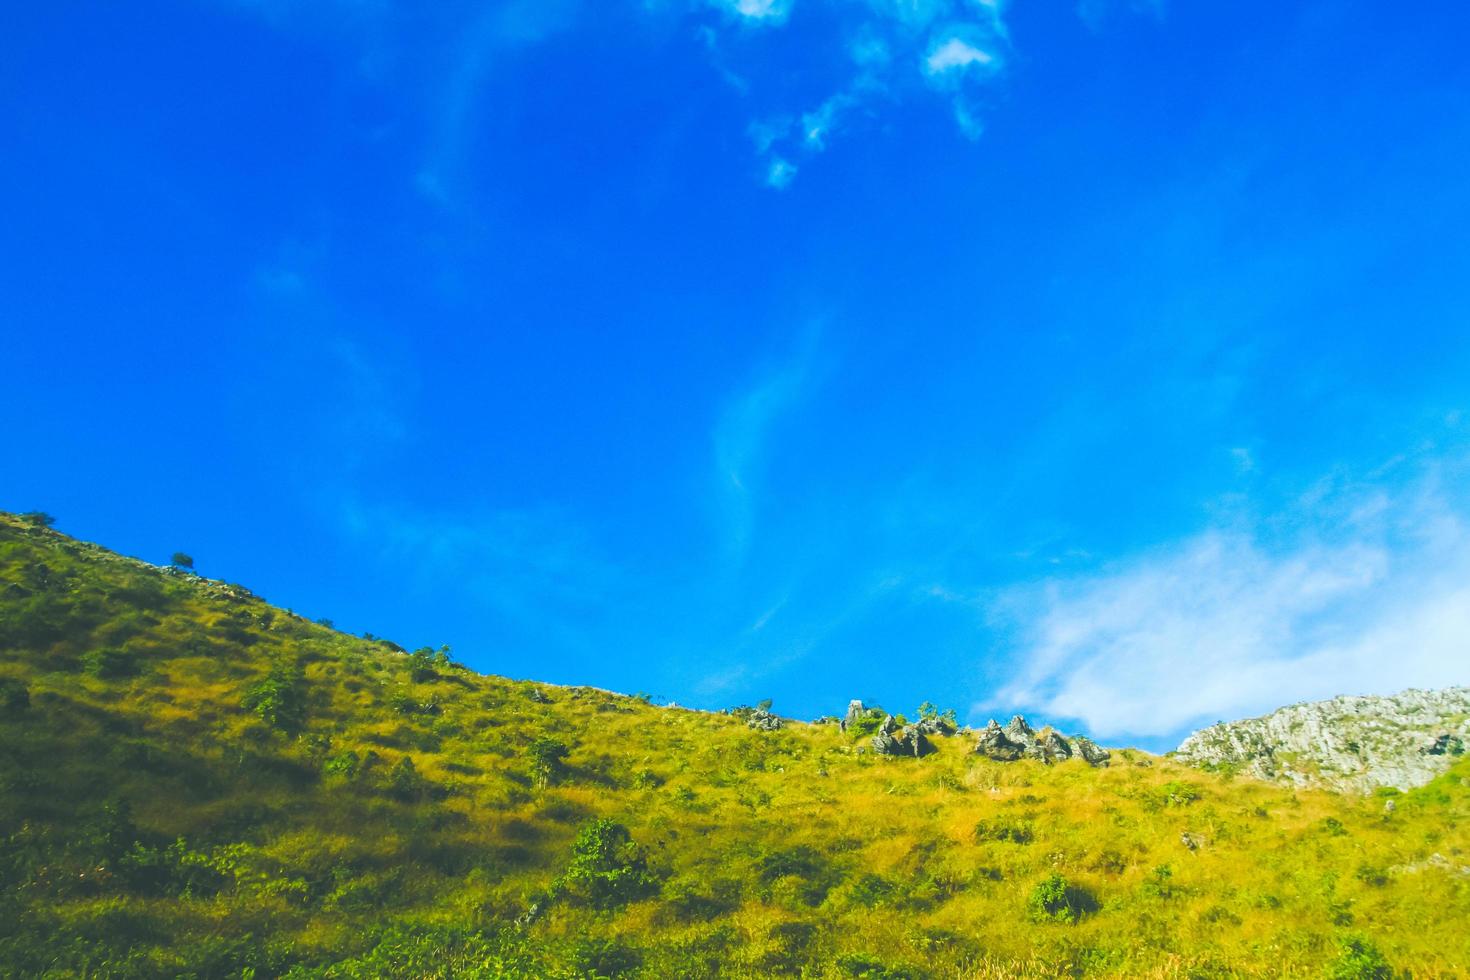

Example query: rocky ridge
[1175,686,1470,792]
[839,700,1110,765]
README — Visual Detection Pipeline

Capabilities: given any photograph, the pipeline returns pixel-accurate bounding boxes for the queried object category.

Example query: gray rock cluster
[869,714,937,757]
[745,707,783,731]
[972,715,1110,767]
[1175,686,1470,792]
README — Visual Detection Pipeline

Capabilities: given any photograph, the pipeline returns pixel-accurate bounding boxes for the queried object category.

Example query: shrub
[756,845,841,906]
[1027,872,1094,924]
[1141,864,1175,900]
[0,677,29,712]
[324,750,361,780]
[386,756,431,801]
[20,511,56,528]
[846,706,889,739]
[569,936,642,978]
[529,737,571,787]
[665,877,741,921]
[554,819,659,909]
[1160,781,1203,807]
[836,952,925,979]
[761,921,816,972]
[974,817,1034,844]
[83,648,142,679]
[1327,936,1394,980]
[1354,864,1389,888]
[409,647,438,683]
[849,873,899,908]
[241,660,306,732]
[169,553,194,571]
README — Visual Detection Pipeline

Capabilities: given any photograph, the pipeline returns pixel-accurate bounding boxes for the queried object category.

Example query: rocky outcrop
[973,715,1109,767]
[871,717,936,758]
[1074,736,1111,767]
[911,715,957,737]
[1175,687,1470,792]
[841,699,867,733]
[746,708,783,732]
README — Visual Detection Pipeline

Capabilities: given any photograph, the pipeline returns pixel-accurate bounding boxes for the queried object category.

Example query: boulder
[1025,728,1072,764]
[974,720,1026,761]
[879,714,899,736]
[973,715,1110,767]
[901,725,936,758]
[1003,715,1034,744]
[841,699,866,733]
[870,725,936,758]
[912,716,956,737]
[870,732,903,755]
[746,708,783,732]
[1074,736,1111,767]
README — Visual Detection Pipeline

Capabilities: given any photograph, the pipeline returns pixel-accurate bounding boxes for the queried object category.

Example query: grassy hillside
[1,512,1467,979]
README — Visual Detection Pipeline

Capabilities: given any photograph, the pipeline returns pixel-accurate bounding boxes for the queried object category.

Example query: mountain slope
[2,512,1469,978]
[1176,688,1470,793]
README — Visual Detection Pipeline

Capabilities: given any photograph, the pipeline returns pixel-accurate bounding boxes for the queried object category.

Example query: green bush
[1160,781,1203,807]
[1027,872,1094,924]
[836,952,926,979]
[83,648,141,679]
[1327,935,1394,980]
[849,872,899,908]
[974,817,1035,845]
[569,936,642,978]
[408,647,438,683]
[1141,864,1175,900]
[385,756,432,802]
[0,677,29,711]
[324,750,361,780]
[554,818,659,909]
[241,660,306,732]
[529,737,570,787]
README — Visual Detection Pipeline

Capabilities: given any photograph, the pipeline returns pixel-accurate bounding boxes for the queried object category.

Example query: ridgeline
[1,512,1467,978]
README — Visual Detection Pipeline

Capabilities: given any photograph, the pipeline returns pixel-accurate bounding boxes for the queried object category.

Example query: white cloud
[685,0,1016,186]
[924,36,994,76]
[766,157,799,188]
[800,93,857,149]
[983,458,1470,742]
[720,0,791,21]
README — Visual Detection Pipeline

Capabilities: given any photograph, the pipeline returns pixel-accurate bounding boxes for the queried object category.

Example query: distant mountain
[1176,687,1470,792]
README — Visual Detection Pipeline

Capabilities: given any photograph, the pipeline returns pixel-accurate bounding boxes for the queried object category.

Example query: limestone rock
[974,720,1026,761]
[1176,686,1470,792]
[912,716,956,737]
[972,715,1110,767]
[1075,736,1111,767]
[746,708,783,732]
[1025,728,1073,764]
[870,725,936,758]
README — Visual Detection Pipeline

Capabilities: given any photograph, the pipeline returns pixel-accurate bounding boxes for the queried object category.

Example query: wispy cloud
[717,0,792,22]
[691,0,1014,184]
[982,453,1470,742]
[712,328,822,553]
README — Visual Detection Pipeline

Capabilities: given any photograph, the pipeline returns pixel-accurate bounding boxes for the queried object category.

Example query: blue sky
[4,0,1470,749]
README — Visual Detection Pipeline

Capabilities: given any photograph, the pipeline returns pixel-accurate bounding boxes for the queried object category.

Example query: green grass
[1,511,1468,977]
